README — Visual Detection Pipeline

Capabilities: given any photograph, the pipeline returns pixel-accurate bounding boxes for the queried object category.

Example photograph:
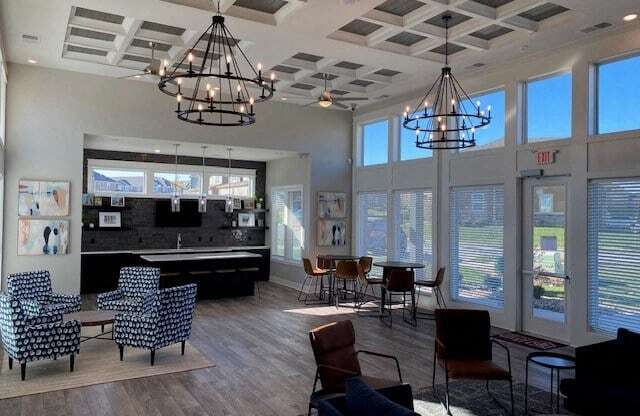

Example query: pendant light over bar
[402,14,491,150]
[199,145,208,213]
[158,1,275,126]
[171,144,181,212]
[225,147,234,213]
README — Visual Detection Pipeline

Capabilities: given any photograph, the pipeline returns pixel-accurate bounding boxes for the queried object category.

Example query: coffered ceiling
[2,0,639,110]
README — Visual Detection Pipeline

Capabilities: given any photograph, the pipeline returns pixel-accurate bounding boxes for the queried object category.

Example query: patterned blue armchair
[97,267,160,314]
[0,294,80,380]
[7,270,81,315]
[114,284,197,366]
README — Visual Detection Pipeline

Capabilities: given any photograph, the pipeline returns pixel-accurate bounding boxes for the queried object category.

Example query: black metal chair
[414,267,447,320]
[381,269,416,327]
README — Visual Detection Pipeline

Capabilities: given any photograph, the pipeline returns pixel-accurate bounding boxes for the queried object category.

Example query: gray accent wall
[3,64,352,293]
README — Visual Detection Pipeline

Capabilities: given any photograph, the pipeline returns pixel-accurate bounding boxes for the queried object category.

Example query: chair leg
[432,345,437,388]
[119,345,124,361]
[8,357,12,370]
[21,362,26,381]
[509,379,515,416]
[444,368,451,415]
[70,353,75,373]
[150,349,156,366]
[181,340,186,355]
[297,276,310,301]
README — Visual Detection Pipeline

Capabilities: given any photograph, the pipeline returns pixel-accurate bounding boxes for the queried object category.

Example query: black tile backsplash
[81,149,266,252]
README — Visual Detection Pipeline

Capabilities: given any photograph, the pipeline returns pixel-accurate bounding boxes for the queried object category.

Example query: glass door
[522,176,570,339]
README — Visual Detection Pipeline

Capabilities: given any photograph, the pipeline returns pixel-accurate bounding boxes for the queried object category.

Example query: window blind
[588,178,640,333]
[358,192,388,277]
[450,185,505,308]
[272,190,286,258]
[396,190,433,280]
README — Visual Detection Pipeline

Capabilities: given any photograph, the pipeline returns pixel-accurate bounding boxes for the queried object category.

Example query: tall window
[271,186,304,263]
[400,117,432,161]
[362,120,388,166]
[395,190,433,280]
[358,192,388,277]
[526,72,572,141]
[588,178,640,333]
[464,89,505,151]
[450,185,505,308]
[91,168,145,194]
[597,54,640,134]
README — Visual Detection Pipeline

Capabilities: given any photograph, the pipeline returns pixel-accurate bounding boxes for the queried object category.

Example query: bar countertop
[81,246,270,255]
[140,251,263,263]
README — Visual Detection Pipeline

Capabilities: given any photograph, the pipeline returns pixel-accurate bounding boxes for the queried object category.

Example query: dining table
[316,254,362,303]
[372,261,425,317]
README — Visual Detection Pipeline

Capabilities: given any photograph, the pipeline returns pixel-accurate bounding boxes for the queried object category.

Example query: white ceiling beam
[108,18,142,66]
[497,0,547,20]
[366,26,404,47]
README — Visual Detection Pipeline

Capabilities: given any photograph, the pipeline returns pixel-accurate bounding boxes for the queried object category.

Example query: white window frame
[462,87,506,152]
[398,114,432,162]
[590,51,640,137]
[271,184,304,265]
[523,70,573,143]
[360,118,390,167]
[87,159,256,199]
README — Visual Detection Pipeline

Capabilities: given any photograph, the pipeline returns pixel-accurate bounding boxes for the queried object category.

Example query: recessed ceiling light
[623,13,638,22]
[154,149,161,153]
[134,75,141,78]
[281,97,287,101]
[27,58,37,64]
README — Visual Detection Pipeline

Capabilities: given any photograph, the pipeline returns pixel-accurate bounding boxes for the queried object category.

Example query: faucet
[177,233,182,249]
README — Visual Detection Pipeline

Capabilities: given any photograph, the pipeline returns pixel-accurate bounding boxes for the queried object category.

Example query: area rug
[0,337,213,399]
[414,380,574,415]
[493,331,566,350]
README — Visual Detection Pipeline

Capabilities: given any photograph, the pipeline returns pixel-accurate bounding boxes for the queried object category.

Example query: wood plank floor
[0,282,573,416]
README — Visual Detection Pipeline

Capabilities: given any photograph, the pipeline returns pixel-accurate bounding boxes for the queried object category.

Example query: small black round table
[525,351,575,414]
[373,261,425,317]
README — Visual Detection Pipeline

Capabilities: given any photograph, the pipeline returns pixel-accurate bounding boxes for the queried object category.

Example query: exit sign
[535,150,556,165]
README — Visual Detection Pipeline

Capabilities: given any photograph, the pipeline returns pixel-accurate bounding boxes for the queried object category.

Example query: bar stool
[382,269,416,328]
[298,258,330,304]
[414,267,447,321]
[334,260,361,308]
[188,270,212,300]
[239,267,261,299]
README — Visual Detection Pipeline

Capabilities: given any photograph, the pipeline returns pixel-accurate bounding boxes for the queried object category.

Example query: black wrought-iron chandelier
[158,1,275,126]
[402,14,491,150]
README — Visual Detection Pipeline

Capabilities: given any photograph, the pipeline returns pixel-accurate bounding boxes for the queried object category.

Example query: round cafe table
[373,261,425,317]
[317,254,362,303]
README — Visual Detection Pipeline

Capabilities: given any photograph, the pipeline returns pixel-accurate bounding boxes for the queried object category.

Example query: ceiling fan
[119,41,165,80]
[303,73,368,110]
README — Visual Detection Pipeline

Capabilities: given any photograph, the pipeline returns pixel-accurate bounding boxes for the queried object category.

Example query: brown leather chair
[356,256,381,306]
[334,261,361,308]
[414,267,447,320]
[299,258,330,304]
[382,269,416,327]
[308,320,403,415]
[433,309,514,415]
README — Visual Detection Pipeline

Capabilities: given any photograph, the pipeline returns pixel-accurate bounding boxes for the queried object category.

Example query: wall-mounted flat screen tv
[155,199,202,227]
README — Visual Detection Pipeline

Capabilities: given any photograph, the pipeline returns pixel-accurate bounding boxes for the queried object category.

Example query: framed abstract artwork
[317,219,347,247]
[318,192,346,219]
[18,180,70,217]
[18,218,69,256]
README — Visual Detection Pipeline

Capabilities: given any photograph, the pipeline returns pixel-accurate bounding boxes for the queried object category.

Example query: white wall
[353,27,640,346]
[3,64,352,293]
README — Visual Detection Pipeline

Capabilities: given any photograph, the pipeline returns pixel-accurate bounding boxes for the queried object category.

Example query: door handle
[522,270,570,280]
